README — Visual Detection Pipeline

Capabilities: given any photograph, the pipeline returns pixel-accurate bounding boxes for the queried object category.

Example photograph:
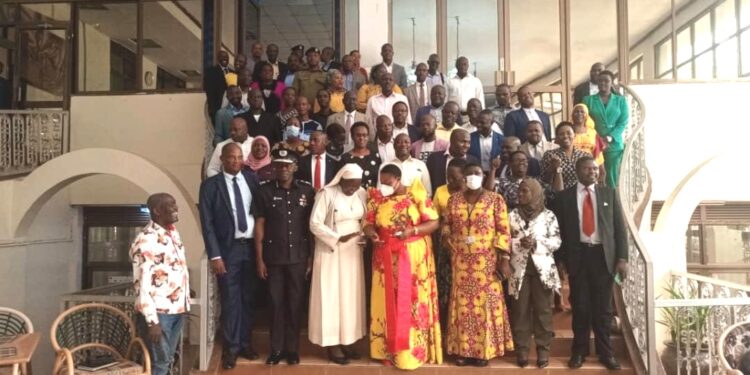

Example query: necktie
[314,155,322,190]
[582,188,595,237]
[232,177,248,233]
[419,83,426,106]
[345,113,353,131]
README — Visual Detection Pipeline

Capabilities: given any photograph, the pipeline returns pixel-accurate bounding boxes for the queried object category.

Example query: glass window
[448,0,499,88]
[716,36,739,78]
[686,225,702,264]
[676,28,693,65]
[676,62,692,80]
[77,3,137,92]
[694,13,713,54]
[742,0,750,28]
[509,0,558,87]
[630,0,673,80]
[694,51,713,79]
[221,0,237,56]
[741,30,750,76]
[715,0,737,42]
[21,3,70,22]
[392,0,436,85]
[143,1,202,90]
[570,0,618,90]
[703,225,750,264]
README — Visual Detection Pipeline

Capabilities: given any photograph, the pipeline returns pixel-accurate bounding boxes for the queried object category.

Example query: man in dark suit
[555,156,628,371]
[204,51,232,124]
[392,101,421,143]
[492,136,541,178]
[296,130,340,190]
[265,43,288,81]
[503,85,552,143]
[426,128,478,192]
[468,110,504,172]
[238,89,283,145]
[198,143,260,369]
[372,43,408,89]
[320,47,341,71]
[573,62,608,105]
[340,55,366,92]
[255,149,316,366]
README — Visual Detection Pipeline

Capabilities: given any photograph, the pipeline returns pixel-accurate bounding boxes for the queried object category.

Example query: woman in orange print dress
[441,161,514,367]
[571,103,606,183]
[362,164,442,370]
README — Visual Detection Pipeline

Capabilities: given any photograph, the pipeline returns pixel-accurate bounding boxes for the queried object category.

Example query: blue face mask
[285,125,300,139]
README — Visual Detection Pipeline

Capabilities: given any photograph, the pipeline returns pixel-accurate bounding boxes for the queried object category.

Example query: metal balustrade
[0,110,69,178]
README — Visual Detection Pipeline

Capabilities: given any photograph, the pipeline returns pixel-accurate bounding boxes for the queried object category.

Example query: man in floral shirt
[130,193,190,375]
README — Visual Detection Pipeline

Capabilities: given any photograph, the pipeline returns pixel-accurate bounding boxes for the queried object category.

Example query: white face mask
[379,184,395,197]
[466,175,483,190]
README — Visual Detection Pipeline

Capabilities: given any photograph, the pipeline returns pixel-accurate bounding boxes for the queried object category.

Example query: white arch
[10,148,203,276]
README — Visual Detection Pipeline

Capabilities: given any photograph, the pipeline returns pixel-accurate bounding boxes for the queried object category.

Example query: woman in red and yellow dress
[363,164,442,370]
[441,161,514,367]
[571,103,606,181]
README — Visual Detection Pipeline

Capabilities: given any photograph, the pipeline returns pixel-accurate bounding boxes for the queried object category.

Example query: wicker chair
[0,307,34,375]
[719,320,750,375]
[50,303,150,375]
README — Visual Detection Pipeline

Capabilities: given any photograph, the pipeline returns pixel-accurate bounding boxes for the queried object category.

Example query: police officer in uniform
[254,149,315,366]
[292,47,327,107]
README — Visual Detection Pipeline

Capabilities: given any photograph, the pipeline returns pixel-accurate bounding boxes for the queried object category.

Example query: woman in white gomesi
[508,177,562,369]
[308,163,368,365]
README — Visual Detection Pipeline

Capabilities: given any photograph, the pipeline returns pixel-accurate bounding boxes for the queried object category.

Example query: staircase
[197,310,633,374]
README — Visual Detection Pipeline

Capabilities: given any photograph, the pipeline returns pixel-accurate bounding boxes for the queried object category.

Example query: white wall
[77,23,112,92]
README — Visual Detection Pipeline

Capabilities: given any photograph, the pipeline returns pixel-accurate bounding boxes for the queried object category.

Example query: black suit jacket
[503,109,552,143]
[425,152,480,192]
[554,184,628,277]
[199,170,260,261]
[573,81,592,105]
[253,60,289,83]
[238,111,283,145]
[204,65,229,119]
[296,153,340,186]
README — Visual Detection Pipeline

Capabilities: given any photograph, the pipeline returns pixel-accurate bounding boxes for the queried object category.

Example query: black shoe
[537,349,549,369]
[472,359,488,367]
[455,357,470,366]
[568,354,585,369]
[599,356,621,370]
[286,352,300,365]
[341,346,361,360]
[222,352,238,370]
[266,351,284,365]
[327,347,349,365]
[516,353,529,368]
[240,347,259,361]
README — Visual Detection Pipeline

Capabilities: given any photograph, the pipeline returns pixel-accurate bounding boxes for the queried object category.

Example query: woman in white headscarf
[308,163,368,365]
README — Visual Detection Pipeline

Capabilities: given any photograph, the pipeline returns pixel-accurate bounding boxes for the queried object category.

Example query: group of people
[128,44,631,375]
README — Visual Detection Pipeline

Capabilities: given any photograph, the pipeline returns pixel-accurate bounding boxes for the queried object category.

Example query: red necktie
[314,155,322,190]
[582,188,595,237]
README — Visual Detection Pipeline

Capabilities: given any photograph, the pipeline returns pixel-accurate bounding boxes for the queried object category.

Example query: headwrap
[244,136,271,170]
[572,103,595,130]
[325,163,364,188]
[517,177,545,222]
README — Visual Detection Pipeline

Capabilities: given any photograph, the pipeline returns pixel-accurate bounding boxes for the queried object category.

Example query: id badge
[465,236,475,245]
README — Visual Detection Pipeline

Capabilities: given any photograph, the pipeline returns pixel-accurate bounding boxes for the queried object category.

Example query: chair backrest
[0,307,33,335]
[719,320,750,373]
[51,303,135,355]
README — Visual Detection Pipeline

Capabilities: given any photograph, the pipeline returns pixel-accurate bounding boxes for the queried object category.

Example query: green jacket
[583,94,629,152]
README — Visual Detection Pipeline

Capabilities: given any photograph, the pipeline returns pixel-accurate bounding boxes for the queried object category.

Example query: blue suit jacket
[198,170,260,261]
[503,109,552,143]
[468,131,504,166]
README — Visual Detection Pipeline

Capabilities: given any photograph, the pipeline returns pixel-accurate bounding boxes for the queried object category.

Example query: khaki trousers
[511,258,555,354]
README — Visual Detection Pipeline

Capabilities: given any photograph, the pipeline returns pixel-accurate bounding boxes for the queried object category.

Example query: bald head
[501,136,522,162]
[376,115,393,142]
[449,128,471,157]
[229,117,248,143]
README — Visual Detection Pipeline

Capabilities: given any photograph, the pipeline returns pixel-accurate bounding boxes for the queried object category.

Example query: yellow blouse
[433,185,452,217]
[573,127,605,165]
[314,90,346,113]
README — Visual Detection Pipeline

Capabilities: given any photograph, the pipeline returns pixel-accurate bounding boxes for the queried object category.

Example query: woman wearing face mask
[243,136,274,181]
[508,178,561,369]
[308,164,368,365]
[442,162,514,367]
[272,117,310,157]
[363,164,441,370]
[341,122,380,188]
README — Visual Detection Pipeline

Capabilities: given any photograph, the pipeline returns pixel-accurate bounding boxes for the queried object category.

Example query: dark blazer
[395,125,421,143]
[373,62,408,89]
[296,153,340,186]
[253,60,289,83]
[199,170,260,261]
[468,131,504,166]
[203,65,229,120]
[238,111,283,145]
[554,184,628,277]
[573,81,620,105]
[503,109,552,143]
[426,152,479,192]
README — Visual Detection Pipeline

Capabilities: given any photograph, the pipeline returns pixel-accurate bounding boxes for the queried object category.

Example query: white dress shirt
[577,182,601,244]
[311,153,327,188]
[383,62,393,73]
[384,157,433,197]
[521,140,559,161]
[426,72,444,87]
[207,136,254,177]
[377,139,396,162]
[365,92,412,127]
[479,132,494,171]
[589,81,599,96]
[523,107,542,123]
[392,124,410,140]
[223,172,255,240]
[461,122,477,133]
[445,73,485,111]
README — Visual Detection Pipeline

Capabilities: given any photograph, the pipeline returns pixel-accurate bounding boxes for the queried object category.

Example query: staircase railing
[616,84,660,375]
[0,110,69,179]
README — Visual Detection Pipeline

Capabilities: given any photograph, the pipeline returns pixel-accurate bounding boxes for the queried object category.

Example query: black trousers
[216,240,259,355]
[568,244,614,358]
[267,262,307,353]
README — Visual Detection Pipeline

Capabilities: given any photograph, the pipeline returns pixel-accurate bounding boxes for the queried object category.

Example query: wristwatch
[556,167,563,174]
